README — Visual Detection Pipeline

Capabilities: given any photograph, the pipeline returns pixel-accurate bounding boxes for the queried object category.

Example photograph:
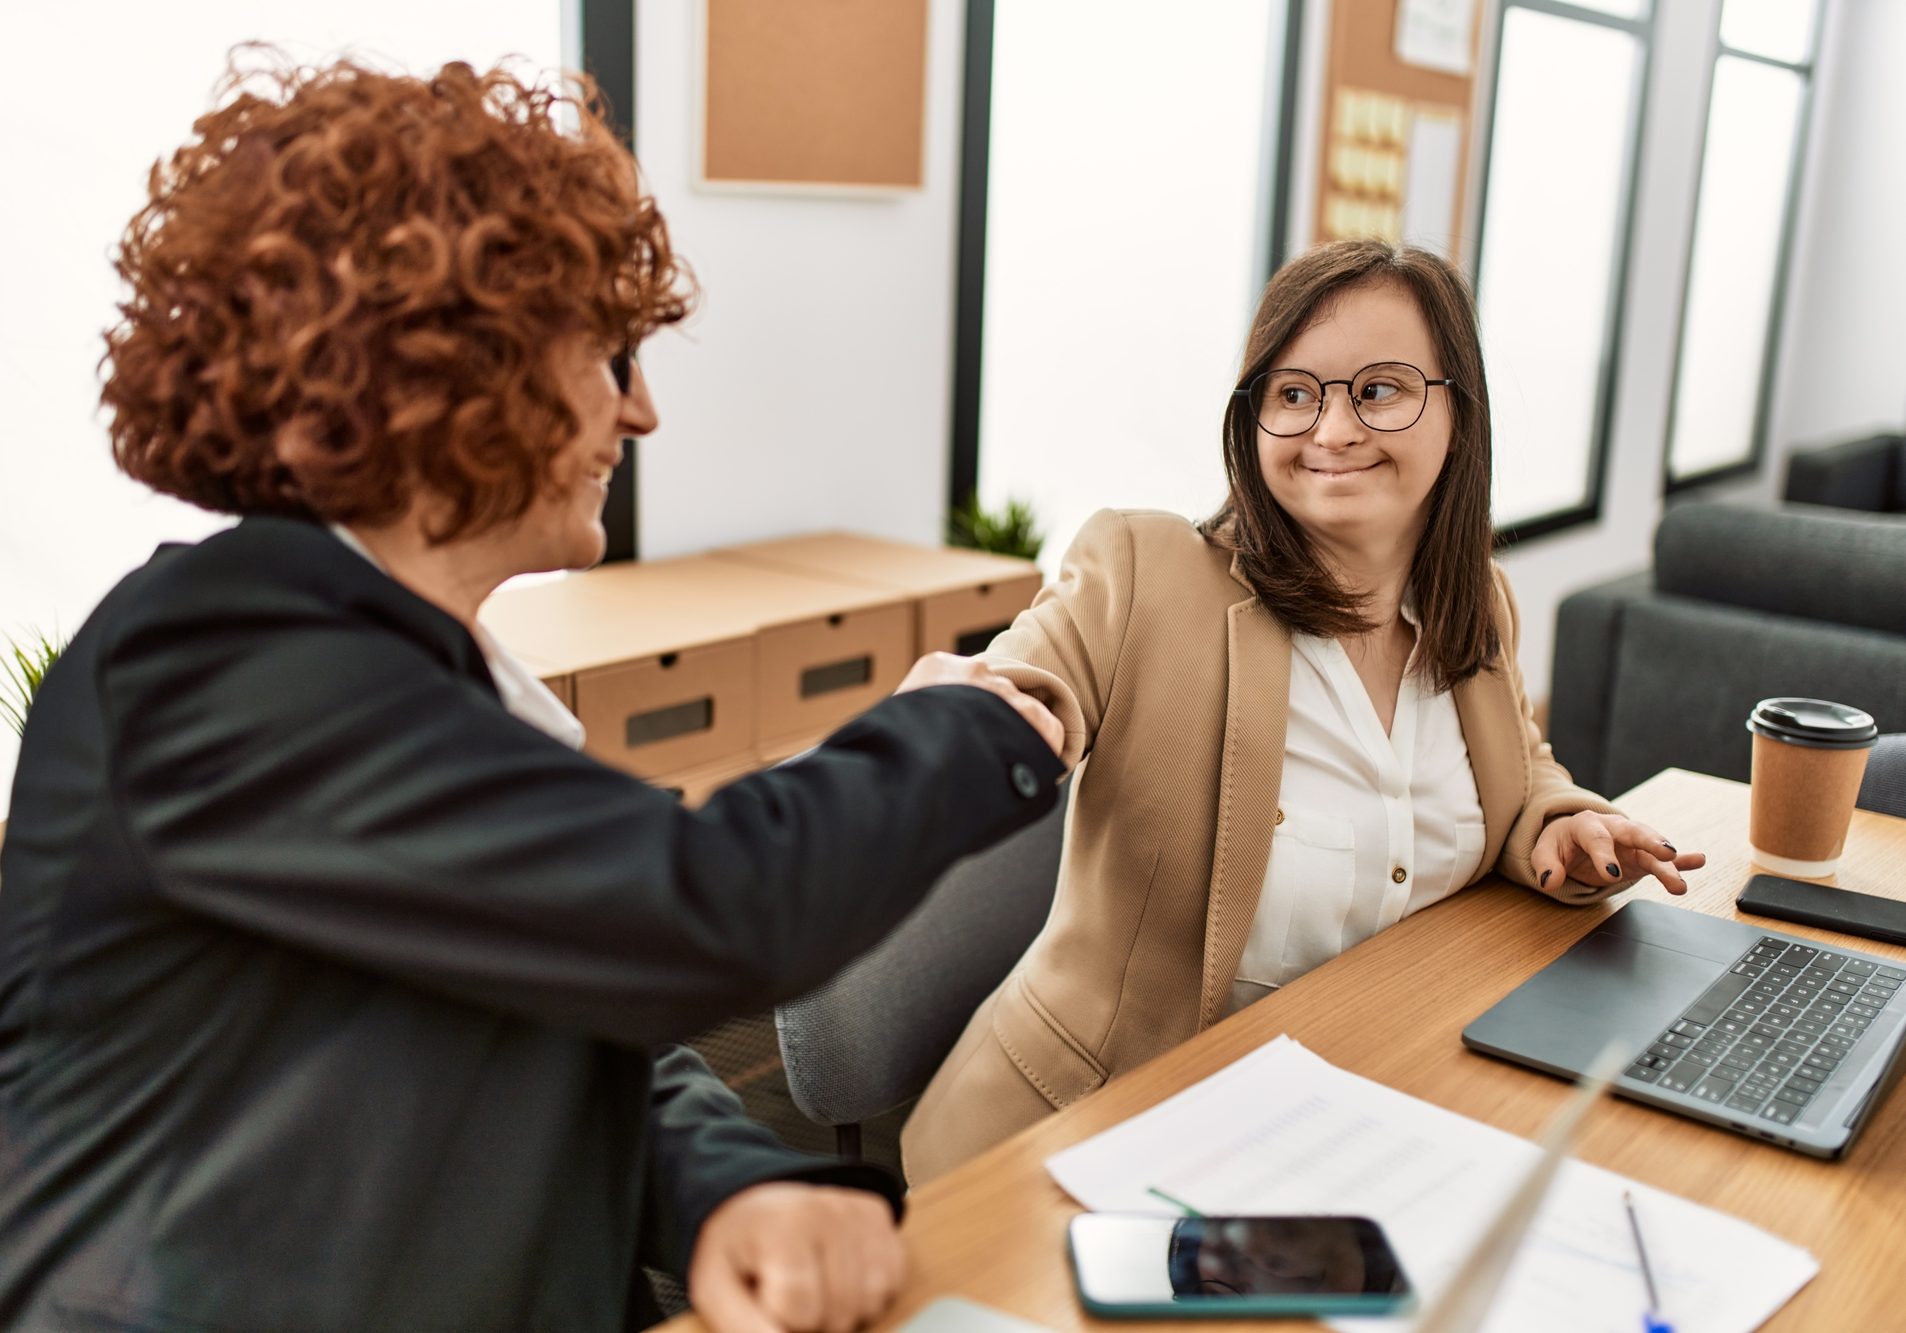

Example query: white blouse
[1231,605,1486,1013]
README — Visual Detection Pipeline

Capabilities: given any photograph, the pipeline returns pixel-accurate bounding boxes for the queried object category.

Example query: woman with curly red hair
[0,53,1061,1333]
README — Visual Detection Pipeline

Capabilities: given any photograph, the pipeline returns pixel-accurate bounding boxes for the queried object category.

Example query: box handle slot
[800,656,873,698]
[955,624,1012,656]
[626,697,714,748]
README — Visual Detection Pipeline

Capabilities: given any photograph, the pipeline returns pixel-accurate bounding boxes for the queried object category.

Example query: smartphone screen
[1069,1214,1410,1310]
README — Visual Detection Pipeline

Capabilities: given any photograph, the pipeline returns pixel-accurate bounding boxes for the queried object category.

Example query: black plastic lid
[1746,697,1879,750]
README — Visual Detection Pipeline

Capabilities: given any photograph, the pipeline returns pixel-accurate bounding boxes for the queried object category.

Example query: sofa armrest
[1550,570,1655,798]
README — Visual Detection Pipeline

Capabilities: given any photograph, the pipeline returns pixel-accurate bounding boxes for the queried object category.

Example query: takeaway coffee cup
[1746,697,1879,877]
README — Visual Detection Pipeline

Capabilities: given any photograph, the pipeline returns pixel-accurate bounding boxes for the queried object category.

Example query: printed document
[1045,1037,1816,1333]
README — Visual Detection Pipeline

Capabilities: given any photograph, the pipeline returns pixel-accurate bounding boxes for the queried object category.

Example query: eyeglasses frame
[1233,361,1457,437]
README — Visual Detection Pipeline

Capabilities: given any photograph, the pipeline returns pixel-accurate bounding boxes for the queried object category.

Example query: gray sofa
[1549,503,1906,800]
[1783,432,1906,513]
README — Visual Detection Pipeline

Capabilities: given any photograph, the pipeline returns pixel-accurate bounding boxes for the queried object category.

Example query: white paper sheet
[1395,0,1478,77]
[898,1298,1055,1333]
[1045,1037,1816,1333]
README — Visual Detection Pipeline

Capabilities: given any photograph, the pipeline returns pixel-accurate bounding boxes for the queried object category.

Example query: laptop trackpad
[1463,930,1720,1079]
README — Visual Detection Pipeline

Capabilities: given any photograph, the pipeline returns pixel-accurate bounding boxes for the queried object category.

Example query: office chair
[774,781,1069,1160]
[1858,733,1906,819]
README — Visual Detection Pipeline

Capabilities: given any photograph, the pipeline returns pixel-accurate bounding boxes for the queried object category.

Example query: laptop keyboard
[1625,937,1905,1127]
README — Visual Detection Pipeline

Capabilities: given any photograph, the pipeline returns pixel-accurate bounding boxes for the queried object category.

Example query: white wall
[630,0,964,558]
[0,2,567,819]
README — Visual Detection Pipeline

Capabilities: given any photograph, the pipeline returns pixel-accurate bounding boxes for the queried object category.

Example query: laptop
[1463,900,1906,1158]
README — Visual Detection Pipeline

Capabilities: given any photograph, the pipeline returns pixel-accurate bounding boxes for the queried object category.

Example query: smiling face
[1253,279,1452,562]
[506,335,659,574]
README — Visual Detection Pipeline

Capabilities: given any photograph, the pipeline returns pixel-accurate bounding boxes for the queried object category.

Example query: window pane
[1721,0,1818,65]
[1557,0,1649,19]
[1476,9,1641,526]
[977,0,1280,573]
[1666,57,1806,481]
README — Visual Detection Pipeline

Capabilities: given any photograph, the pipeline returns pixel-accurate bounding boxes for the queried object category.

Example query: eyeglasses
[1235,361,1455,437]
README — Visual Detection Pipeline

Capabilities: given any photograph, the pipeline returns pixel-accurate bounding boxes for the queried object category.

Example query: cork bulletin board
[1315,0,1484,259]
[700,0,929,192]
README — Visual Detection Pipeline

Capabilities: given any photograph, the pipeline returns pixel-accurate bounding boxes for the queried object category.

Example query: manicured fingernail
[1662,842,1677,855]
[1540,870,1552,887]
[1606,862,1622,878]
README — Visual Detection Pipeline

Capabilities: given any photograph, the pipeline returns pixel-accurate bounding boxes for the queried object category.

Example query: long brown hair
[1201,240,1498,690]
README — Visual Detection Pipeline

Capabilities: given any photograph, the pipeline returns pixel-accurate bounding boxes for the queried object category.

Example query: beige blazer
[900,509,1622,1183]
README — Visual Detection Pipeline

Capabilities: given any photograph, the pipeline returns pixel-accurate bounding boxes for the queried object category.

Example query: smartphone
[1738,873,1906,947]
[1067,1213,1413,1319]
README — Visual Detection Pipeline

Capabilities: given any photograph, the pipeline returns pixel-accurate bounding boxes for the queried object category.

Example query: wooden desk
[672,769,1906,1332]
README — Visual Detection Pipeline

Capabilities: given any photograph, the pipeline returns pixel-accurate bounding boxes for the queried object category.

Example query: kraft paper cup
[1746,697,1879,878]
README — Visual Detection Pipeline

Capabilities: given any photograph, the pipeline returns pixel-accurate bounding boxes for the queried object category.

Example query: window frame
[1471,0,1658,549]
[1660,1,1827,495]
[580,0,640,560]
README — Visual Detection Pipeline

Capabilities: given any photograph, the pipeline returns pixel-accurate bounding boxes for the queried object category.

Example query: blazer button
[1391,866,1408,884]
[1010,762,1041,799]
[1274,808,1285,826]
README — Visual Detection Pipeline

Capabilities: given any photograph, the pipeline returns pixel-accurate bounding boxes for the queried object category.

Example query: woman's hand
[1531,812,1708,896]
[895,652,1064,757]
[688,1182,907,1333]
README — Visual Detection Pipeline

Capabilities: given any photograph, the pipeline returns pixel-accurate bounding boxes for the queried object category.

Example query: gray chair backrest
[775,782,1069,1128]
[1859,734,1906,819]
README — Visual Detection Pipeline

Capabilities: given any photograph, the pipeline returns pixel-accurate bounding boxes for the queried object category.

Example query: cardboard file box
[479,563,761,779]
[558,558,912,753]
[647,752,761,808]
[573,638,757,778]
[712,532,1042,657]
[755,733,827,768]
[479,555,911,772]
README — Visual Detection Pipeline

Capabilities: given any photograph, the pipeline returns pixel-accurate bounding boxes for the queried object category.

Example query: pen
[1623,1190,1673,1333]
[1144,1185,1204,1217]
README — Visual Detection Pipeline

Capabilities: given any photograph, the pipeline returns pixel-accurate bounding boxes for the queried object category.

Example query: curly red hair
[102,50,690,541]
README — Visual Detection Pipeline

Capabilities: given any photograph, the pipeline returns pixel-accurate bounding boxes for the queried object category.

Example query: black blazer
[0,517,1061,1331]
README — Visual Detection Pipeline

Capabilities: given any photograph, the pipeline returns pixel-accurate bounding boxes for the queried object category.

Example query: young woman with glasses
[901,240,1706,1183]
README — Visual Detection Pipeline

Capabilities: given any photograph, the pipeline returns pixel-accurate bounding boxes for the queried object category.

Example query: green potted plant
[1,628,61,852]
[947,492,1044,562]
[2,628,64,738]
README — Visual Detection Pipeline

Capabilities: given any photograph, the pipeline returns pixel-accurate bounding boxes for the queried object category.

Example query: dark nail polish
[1606,862,1622,879]
[1540,870,1552,887]
[1662,842,1677,855]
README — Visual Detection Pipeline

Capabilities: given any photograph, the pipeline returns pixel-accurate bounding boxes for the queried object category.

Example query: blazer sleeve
[976,508,1138,772]
[635,1045,904,1280]
[1489,565,1630,905]
[102,594,1063,1049]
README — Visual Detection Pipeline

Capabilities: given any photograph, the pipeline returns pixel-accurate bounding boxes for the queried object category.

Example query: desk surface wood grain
[669,769,1906,1333]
